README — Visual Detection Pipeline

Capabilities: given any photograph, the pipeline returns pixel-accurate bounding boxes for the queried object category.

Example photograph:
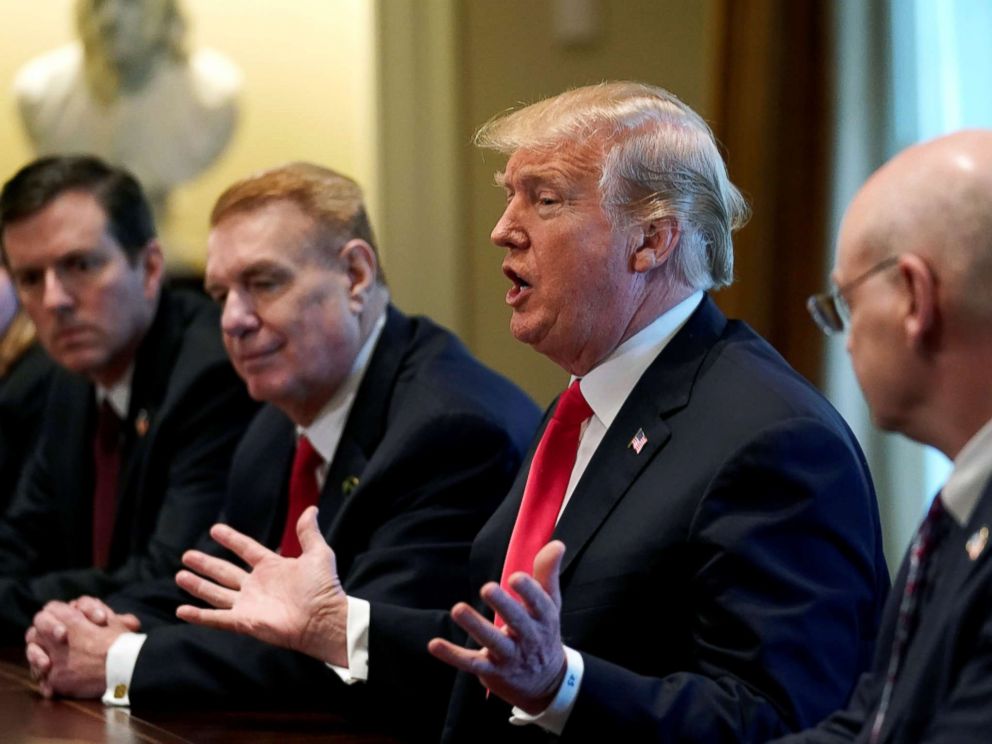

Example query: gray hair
[474,82,750,291]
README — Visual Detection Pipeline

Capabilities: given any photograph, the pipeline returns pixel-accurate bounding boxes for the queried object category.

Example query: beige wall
[454,0,720,406]
[0,0,377,274]
[0,0,722,408]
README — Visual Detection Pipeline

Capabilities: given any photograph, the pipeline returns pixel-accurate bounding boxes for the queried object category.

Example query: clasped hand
[25,596,141,698]
[428,540,569,715]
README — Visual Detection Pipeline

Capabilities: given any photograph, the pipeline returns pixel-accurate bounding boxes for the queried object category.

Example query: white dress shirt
[103,311,386,706]
[941,415,992,527]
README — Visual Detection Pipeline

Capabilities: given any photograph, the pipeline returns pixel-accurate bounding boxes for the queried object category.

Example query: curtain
[710,0,834,387]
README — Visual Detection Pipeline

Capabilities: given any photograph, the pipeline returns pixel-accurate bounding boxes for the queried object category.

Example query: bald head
[835,130,992,456]
[839,130,992,320]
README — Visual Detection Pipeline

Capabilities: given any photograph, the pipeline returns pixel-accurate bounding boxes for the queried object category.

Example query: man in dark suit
[0,155,255,641]
[25,163,539,742]
[769,131,992,743]
[164,84,889,742]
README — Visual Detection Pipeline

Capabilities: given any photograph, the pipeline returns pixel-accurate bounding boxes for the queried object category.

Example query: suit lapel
[912,480,992,643]
[319,306,410,543]
[553,297,728,577]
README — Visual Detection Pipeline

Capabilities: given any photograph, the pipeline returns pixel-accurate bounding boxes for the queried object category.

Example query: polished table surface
[0,648,400,743]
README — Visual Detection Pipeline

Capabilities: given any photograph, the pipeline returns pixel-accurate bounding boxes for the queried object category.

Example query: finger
[297,506,327,554]
[31,611,68,644]
[532,540,566,610]
[449,601,515,659]
[44,601,86,627]
[208,523,273,567]
[508,572,558,622]
[119,613,142,632]
[25,642,51,675]
[175,569,239,609]
[181,550,248,590]
[427,637,497,677]
[479,583,534,636]
[70,595,112,625]
[175,604,239,633]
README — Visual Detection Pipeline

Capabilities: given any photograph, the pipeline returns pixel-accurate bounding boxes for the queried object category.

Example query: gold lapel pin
[134,410,150,437]
[966,526,988,561]
[342,475,360,496]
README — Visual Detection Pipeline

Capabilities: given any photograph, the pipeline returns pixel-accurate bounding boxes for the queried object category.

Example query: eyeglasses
[806,255,901,335]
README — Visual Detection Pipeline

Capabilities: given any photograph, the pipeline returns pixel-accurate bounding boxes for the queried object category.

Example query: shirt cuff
[509,645,584,735]
[102,632,148,707]
[325,595,369,685]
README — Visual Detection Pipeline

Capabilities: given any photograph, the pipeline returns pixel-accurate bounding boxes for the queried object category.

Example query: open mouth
[504,267,532,305]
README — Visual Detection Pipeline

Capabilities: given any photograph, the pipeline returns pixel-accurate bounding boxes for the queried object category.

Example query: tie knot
[553,380,593,426]
[294,435,324,471]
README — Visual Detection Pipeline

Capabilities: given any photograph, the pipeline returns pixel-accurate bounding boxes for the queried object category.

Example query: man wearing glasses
[0,155,257,642]
[775,130,992,743]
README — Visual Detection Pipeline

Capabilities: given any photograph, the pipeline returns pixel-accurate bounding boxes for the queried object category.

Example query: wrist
[523,648,568,715]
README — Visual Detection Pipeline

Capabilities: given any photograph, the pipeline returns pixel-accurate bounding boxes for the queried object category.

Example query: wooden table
[0,651,400,743]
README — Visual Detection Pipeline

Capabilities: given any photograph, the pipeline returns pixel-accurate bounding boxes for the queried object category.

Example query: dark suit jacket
[109,307,541,743]
[772,477,992,744]
[441,296,889,743]
[0,341,55,514]
[0,288,258,640]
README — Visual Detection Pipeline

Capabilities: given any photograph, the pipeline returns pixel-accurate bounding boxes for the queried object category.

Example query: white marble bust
[14,0,241,213]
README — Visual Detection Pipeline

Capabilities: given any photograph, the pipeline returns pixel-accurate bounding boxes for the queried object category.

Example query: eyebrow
[494,166,573,192]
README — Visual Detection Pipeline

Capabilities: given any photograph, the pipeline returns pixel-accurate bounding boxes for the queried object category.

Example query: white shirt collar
[298,310,388,463]
[577,291,703,430]
[942,415,992,526]
[96,365,134,419]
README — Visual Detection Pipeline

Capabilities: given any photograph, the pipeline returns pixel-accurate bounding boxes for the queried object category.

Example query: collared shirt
[509,291,703,734]
[942,416,992,526]
[96,366,133,420]
[103,310,387,707]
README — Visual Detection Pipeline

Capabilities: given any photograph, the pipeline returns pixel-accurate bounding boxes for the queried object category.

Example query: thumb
[120,613,142,632]
[532,540,566,609]
[297,506,326,554]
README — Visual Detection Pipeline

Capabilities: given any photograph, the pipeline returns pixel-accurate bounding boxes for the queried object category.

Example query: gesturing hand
[175,505,350,667]
[428,540,568,714]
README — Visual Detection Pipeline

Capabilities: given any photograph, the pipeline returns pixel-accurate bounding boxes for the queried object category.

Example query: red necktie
[496,380,592,627]
[278,435,323,558]
[92,400,122,569]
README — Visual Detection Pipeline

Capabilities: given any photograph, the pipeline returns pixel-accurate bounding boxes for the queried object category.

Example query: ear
[139,240,165,299]
[631,218,681,274]
[899,253,937,347]
[338,239,378,313]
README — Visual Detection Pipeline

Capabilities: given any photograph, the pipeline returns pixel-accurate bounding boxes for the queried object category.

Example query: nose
[220,290,260,338]
[491,201,528,251]
[41,268,74,313]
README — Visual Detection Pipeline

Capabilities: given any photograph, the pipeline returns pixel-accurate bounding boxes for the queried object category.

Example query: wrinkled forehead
[498,141,606,190]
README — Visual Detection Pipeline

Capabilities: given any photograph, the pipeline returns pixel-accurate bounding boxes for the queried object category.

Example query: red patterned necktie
[869,495,946,743]
[496,380,592,628]
[278,435,323,558]
[92,399,122,569]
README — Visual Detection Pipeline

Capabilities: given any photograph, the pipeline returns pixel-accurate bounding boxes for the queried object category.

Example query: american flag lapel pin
[628,428,648,454]
[966,526,989,561]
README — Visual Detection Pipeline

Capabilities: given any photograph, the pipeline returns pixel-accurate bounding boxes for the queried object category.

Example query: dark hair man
[0,154,256,641]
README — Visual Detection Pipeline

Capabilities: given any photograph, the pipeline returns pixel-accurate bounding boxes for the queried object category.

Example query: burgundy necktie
[869,495,946,743]
[496,380,592,628]
[278,435,323,558]
[92,399,122,569]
